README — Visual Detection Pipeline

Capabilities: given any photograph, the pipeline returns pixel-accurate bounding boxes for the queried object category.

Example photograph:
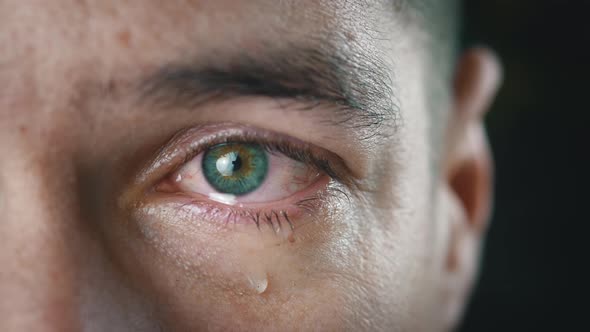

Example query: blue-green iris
[202,143,268,196]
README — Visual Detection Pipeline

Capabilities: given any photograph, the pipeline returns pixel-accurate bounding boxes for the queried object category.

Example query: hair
[404,0,462,79]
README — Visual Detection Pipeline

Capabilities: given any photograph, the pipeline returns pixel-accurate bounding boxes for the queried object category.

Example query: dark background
[459,1,589,331]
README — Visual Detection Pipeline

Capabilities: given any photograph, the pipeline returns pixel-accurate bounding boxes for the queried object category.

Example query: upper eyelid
[136,124,357,190]
[178,135,350,186]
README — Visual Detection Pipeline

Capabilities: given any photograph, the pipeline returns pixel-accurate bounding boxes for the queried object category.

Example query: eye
[158,142,324,205]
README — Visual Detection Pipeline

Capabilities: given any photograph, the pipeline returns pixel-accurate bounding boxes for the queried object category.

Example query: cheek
[109,184,374,330]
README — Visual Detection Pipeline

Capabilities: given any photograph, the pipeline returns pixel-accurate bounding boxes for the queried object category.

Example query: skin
[0,1,501,331]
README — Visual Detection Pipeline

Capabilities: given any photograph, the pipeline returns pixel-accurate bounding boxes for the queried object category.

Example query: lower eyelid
[152,170,329,209]
[139,190,319,234]
[161,172,330,209]
[131,178,348,254]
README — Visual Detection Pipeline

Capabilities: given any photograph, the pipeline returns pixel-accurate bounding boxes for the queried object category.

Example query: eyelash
[175,182,345,235]
[144,126,353,234]
[226,209,294,233]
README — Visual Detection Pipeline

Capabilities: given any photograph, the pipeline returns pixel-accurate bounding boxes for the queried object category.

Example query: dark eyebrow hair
[138,44,399,136]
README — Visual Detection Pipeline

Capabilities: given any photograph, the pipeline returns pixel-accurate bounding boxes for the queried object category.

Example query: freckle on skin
[117,30,132,48]
[19,125,27,134]
[344,30,356,42]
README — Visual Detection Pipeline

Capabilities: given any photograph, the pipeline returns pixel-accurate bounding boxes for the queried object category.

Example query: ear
[441,47,502,327]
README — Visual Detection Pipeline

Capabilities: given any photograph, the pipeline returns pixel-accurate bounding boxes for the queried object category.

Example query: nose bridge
[0,150,81,331]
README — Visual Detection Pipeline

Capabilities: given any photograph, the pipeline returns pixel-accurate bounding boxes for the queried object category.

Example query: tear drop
[208,192,237,206]
[248,275,268,295]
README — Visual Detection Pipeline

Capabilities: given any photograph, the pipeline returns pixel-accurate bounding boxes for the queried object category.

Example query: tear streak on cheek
[129,202,307,296]
[126,185,360,306]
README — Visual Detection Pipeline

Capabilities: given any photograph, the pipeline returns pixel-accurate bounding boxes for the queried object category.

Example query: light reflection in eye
[202,143,269,196]
[160,142,323,205]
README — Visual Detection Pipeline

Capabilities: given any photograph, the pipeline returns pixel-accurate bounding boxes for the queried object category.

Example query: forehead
[1,0,390,69]
[0,1,402,122]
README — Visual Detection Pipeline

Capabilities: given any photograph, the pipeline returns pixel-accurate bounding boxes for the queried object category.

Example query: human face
[0,1,499,331]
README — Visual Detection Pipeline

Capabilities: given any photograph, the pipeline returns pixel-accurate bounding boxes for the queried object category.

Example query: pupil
[232,155,242,171]
[216,151,244,176]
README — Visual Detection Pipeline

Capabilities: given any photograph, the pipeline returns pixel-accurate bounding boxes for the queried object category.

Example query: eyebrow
[138,44,399,136]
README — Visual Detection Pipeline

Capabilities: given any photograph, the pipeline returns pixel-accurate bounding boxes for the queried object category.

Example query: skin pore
[0,1,501,331]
